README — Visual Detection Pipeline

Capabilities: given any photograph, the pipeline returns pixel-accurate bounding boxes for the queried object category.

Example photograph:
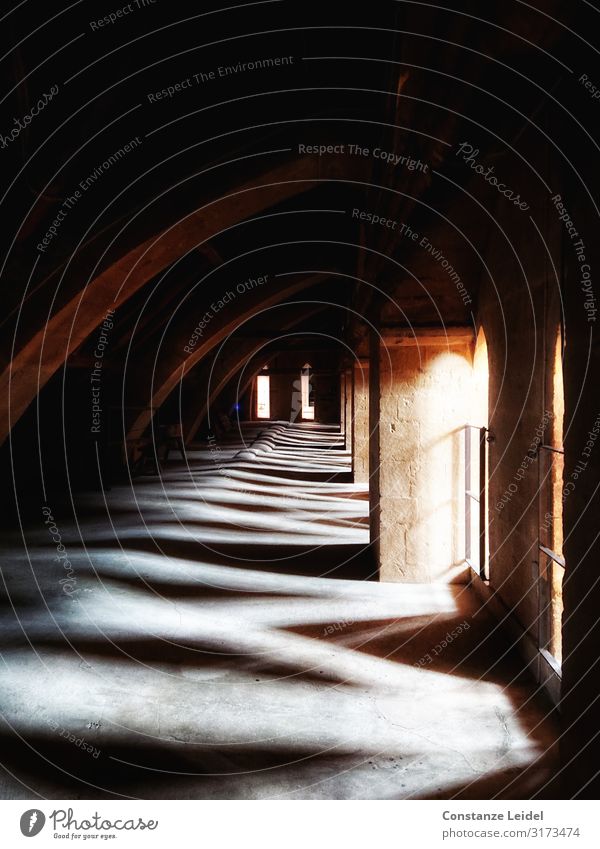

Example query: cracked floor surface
[0,423,558,799]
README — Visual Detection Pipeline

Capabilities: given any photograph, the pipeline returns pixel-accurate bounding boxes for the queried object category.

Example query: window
[472,326,489,430]
[301,364,315,420]
[539,324,564,664]
[465,327,489,579]
[550,325,565,561]
[256,370,270,419]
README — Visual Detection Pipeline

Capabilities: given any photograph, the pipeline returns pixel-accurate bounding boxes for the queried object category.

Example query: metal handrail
[539,544,565,569]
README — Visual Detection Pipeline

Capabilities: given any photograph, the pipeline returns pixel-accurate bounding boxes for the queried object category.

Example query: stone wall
[370,330,473,582]
[352,360,369,482]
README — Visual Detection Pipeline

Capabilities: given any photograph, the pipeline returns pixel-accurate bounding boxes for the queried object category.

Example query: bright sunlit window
[301,364,314,420]
[465,327,490,580]
[549,323,565,664]
[472,326,489,429]
[256,372,270,419]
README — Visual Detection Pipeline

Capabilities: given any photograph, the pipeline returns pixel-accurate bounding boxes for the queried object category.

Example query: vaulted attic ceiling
[0,0,590,443]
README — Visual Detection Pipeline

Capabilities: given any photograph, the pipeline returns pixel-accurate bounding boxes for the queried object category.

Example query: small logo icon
[20,810,45,837]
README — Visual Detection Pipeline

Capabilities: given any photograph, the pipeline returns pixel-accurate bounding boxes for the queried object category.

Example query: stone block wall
[370,331,473,582]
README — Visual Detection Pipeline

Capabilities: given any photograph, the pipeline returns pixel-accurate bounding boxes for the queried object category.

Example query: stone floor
[0,423,559,799]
